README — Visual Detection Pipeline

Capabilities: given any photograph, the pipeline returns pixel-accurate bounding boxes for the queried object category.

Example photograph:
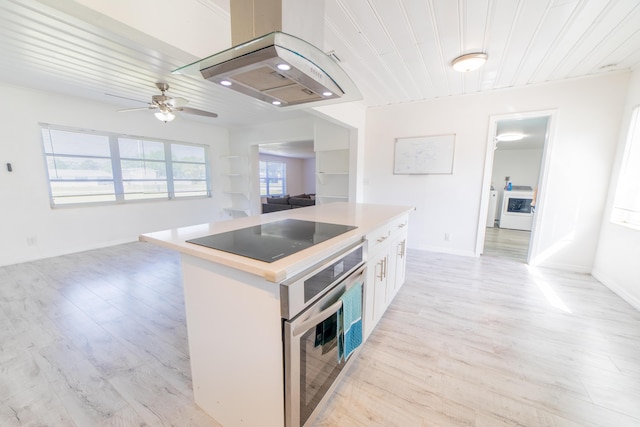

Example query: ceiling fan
[115,82,218,123]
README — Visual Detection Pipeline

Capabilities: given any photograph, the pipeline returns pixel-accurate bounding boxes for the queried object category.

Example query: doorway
[476,111,555,263]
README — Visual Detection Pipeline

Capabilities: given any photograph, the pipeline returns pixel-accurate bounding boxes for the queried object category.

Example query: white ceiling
[1,0,639,132]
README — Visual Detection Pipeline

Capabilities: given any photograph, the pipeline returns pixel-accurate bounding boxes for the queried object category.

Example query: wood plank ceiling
[0,0,639,128]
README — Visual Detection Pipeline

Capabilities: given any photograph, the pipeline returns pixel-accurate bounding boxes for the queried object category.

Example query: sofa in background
[261,194,316,213]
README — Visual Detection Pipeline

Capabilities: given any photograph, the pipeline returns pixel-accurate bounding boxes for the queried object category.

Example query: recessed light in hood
[173,31,360,108]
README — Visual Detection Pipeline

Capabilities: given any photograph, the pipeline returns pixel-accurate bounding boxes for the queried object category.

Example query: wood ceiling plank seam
[570,17,640,75]
[508,0,558,87]
[476,0,495,92]
[544,0,623,81]
[333,0,386,56]
[402,0,450,99]
[531,0,608,82]
[428,0,457,97]
[564,2,640,78]
[460,0,491,93]
[478,0,522,91]
[397,0,436,98]
[0,27,174,87]
[325,2,412,104]
[333,0,412,102]
[325,8,406,105]
[323,20,396,105]
[522,0,586,85]
[325,22,379,103]
[367,0,429,100]
[0,11,182,83]
[0,38,170,98]
[492,0,550,89]
[488,0,525,88]
[0,47,167,103]
[0,61,150,106]
[1,0,177,71]
[343,0,396,56]
[602,30,640,71]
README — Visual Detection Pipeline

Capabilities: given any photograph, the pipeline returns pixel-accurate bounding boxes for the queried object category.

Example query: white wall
[258,153,315,196]
[593,70,640,310]
[364,73,629,271]
[0,83,229,266]
[491,148,543,222]
[303,158,316,194]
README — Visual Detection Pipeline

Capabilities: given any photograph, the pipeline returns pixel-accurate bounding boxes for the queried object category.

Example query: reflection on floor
[483,226,531,262]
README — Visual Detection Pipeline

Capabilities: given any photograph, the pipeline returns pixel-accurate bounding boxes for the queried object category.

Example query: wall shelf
[220,154,250,217]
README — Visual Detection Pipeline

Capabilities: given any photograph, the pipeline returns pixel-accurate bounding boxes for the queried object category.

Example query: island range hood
[172,1,360,108]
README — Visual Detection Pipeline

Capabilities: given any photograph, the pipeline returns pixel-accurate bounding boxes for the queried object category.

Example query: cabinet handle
[382,257,387,279]
[399,240,406,258]
[397,223,406,228]
[377,235,387,243]
[377,259,384,281]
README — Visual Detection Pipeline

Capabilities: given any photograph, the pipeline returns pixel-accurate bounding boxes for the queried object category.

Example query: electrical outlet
[444,232,452,241]
[26,236,37,246]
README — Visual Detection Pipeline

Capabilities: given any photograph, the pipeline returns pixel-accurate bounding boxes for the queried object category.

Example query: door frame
[474,109,558,264]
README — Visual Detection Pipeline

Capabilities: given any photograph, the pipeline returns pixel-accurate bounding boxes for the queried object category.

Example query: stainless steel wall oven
[280,240,366,427]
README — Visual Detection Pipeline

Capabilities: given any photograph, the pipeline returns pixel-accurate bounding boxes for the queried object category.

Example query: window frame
[259,160,287,197]
[40,124,211,207]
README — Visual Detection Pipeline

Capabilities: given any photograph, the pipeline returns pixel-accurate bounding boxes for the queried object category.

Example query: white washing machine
[499,189,534,231]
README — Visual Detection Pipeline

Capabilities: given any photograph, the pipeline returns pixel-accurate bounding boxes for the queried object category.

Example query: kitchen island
[140,202,413,427]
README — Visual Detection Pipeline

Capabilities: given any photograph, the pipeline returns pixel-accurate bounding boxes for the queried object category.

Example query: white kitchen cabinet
[387,228,408,303]
[363,214,409,340]
[364,249,389,339]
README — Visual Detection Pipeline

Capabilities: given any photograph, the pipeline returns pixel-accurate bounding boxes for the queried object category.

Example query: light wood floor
[1,243,639,426]
[483,227,531,262]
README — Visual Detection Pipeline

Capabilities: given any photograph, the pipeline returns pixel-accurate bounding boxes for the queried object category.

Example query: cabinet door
[364,251,389,340]
[389,234,407,302]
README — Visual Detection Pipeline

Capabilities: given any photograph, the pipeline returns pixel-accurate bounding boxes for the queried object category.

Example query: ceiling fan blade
[168,97,189,108]
[178,107,218,118]
[106,93,148,104]
[118,106,157,112]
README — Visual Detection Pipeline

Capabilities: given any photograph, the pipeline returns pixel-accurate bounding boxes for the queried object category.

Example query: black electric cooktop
[186,219,357,263]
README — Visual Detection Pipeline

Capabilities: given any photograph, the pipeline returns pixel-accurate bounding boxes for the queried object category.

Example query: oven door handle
[292,299,343,337]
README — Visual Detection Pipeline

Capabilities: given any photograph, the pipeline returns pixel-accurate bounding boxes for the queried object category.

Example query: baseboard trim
[592,268,640,312]
[409,244,476,258]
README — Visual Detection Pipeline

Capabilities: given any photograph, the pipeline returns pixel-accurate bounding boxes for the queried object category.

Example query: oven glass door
[284,266,365,427]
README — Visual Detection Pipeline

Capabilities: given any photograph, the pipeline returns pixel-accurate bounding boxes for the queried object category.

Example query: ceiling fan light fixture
[155,111,176,123]
[220,80,232,86]
[452,53,488,72]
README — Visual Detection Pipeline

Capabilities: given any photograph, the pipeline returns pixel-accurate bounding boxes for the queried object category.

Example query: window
[41,126,211,206]
[611,106,640,229]
[259,160,286,197]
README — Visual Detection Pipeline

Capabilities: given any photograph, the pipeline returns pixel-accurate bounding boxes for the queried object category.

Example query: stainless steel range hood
[173,32,359,108]
[172,1,360,109]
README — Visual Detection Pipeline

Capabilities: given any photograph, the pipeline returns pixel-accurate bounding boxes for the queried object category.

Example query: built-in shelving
[220,155,250,217]
[316,149,349,204]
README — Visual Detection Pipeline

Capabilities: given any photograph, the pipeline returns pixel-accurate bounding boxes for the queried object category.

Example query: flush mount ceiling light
[495,133,525,142]
[452,52,488,72]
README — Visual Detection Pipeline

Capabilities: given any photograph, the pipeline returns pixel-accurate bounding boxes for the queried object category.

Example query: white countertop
[139,202,413,282]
